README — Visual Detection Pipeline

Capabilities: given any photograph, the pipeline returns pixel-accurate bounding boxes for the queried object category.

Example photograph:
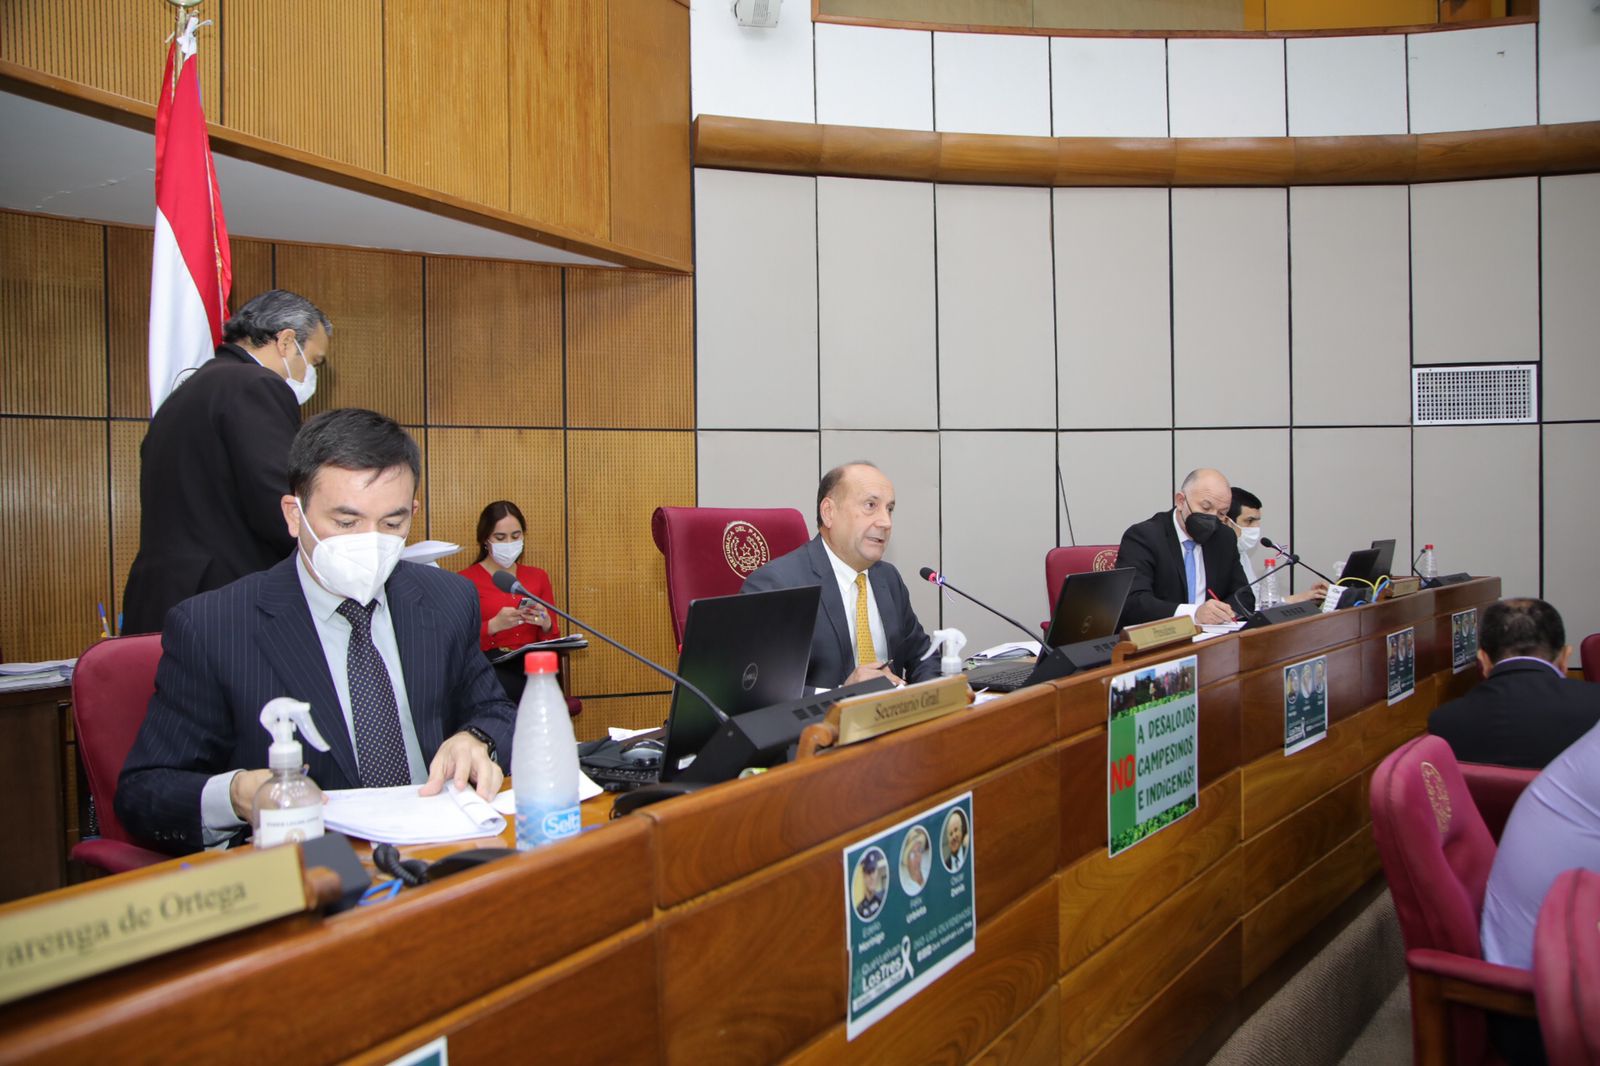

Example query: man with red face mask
[1117,467,1255,627]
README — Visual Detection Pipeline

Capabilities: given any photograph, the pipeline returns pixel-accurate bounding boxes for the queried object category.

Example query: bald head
[1175,468,1232,537]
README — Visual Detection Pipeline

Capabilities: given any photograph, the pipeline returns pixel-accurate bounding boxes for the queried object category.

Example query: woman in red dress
[460,501,559,702]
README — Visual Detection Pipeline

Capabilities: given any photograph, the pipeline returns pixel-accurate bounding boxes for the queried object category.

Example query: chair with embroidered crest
[651,507,811,647]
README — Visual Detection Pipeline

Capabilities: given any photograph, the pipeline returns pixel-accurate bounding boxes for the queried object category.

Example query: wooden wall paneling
[0,0,222,123]
[565,269,693,429]
[383,0,511,210]
[1079,924,1243,1066]
[274,244,425,424]
[347,931,658,1066]
[1264,0,1437,28]
[1031,0,1245,29]
[105,225,151,418]
[1060,849,1243,1062]
[223,0,384,171]
[565,429,693,702]
[1240,825,1380,984]
[0,419,110,661]
[1236,608,1362,672]
[815,0,1033,26]
[507,0,611,239]
[1239,772,1367,910]
[784,879,1061,1066]
[606,0,692,263]
[424,258,562,427]
[0,212,105,417]
[1198,678,1242,787]
[1238,710,1369,837]
[1059,772,1241,971]
[568,693,669,743]
[424,427,565,598]
[971,990,1062,1066]
[645,686,1057,906]
[658,850,844,1066]
[109,420,144,626]
[228,238,275,314]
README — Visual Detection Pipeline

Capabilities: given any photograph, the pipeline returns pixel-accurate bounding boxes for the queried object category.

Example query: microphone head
[490,569,519,594]
[919,566,938,583]
[1260,537,1278,550]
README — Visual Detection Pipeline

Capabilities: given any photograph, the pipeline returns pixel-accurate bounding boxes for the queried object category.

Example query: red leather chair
[1534,868,1600,1065]
[1581,633,1600,684]
[651,506,810,646]
[1043,545,1120,627]
[1371,734,1537,1066]
[1459,762,1538,843]
[70,635,170,873]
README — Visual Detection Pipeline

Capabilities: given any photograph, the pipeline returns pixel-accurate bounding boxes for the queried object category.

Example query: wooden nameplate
[796,675,973,757]
[1113,616,1197,662]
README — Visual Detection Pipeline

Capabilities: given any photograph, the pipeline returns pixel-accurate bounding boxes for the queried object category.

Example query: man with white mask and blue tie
[117,408,514,855]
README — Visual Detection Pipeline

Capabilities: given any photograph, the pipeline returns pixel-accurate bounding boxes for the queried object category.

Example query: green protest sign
[1108,655,1198,858]
[843,793,975,1039]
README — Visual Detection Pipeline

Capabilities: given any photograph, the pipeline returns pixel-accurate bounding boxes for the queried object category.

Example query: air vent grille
[1412,364,1537,425]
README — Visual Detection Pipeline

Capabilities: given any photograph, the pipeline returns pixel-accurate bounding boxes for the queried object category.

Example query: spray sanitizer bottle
[254,697,333,848]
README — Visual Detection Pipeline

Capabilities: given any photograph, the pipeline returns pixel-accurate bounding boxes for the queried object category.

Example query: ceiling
[0,89,615,268]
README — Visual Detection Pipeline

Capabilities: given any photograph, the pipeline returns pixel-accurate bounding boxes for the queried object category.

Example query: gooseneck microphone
[489,569,730,723]
[1260,537,1337,586]
[919,567,1045,646]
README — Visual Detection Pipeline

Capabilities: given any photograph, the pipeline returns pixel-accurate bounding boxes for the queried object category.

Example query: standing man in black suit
[117,409,514,854]
[122,290,332,635]
[741,462,937,690]
[1429,598,1600,769]
[1117,467,1255,626]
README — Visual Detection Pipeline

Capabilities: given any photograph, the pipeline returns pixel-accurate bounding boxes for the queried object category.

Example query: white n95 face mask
[288,341,317,406]
[295,498,405,603]
[489,541,523,568]
[1238,528,1263,553]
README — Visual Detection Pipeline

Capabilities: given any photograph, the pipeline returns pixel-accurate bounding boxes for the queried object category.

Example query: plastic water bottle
[1258,558,1280,610]
[512,651,580,850]
[1419,544,1437,581]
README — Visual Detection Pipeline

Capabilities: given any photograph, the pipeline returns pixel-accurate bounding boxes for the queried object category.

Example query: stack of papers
[324,784,505,845]
[0,659,76,693]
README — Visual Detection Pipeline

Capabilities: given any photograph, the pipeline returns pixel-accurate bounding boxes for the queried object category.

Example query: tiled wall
[688,7,1600,650]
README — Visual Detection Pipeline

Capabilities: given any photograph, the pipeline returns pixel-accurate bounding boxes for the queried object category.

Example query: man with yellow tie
[741,461,938,690]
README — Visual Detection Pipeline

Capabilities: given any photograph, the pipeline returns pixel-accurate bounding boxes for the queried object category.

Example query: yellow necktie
[854,572,877,665]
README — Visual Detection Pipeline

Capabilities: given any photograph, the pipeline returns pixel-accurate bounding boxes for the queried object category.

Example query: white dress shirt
[1172,511,1207,619]
[820,537,889,665]
[199,555,427,843]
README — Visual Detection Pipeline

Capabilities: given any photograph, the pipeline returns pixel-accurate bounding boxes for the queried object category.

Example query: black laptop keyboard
[965,659,1038,692]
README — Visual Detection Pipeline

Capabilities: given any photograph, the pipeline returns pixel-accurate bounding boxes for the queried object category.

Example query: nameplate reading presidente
[1122,615,1198,652]
[834,675,971,746]
[0,847,308,1005]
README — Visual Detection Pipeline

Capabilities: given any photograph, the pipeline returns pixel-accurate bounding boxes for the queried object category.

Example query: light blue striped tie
[1183,540,1199,604]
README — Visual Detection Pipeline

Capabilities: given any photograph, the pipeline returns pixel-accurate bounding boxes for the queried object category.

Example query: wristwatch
[463,726,497,762]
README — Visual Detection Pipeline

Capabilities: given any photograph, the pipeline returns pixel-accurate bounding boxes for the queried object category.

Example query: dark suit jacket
[116,557,517,854]
[1117,510,1255,626]
[122,345,300,635]
[1428,659,1600,769]
[740,535,938,690]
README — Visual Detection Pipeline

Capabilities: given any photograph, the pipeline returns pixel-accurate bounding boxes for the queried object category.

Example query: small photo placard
[1386,628,1417,705]
[1451,609,1480,674]
[1283,655,1329,756]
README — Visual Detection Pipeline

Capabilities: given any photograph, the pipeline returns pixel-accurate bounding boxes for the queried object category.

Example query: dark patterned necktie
[335,598,411,788]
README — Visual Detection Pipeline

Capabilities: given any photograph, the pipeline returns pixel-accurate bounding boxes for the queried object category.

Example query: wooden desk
[0,579,1500,1066]
[0,684,77,903]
